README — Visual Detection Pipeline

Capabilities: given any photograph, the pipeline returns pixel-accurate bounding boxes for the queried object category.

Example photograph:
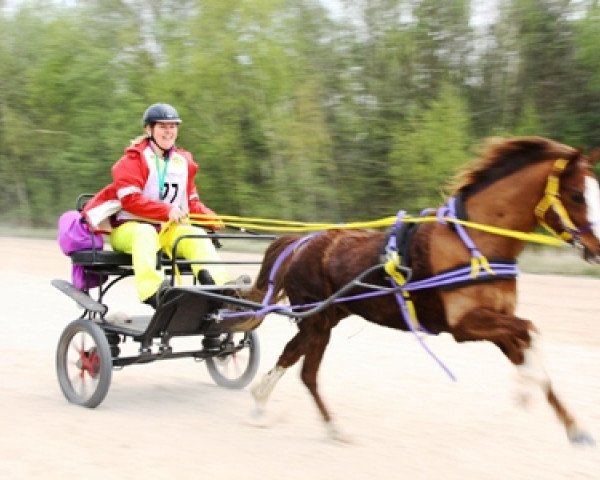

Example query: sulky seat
[71,193,193,274]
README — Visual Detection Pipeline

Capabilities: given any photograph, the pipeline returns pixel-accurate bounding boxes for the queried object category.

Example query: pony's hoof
[251,405,264,417]
[326,423,353,444]
[249,406,266,423]
[247,407,268,428]
[568,427,596,447]
[246,406,286,429]
[513,388,533,410]
[246,406,274,428]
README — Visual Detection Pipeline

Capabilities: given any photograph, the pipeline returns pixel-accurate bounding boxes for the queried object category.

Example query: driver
[83,103,230,308]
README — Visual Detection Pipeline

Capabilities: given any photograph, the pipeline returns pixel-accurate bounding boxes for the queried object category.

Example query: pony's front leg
[453,308,595,446]
[519,332,595,446]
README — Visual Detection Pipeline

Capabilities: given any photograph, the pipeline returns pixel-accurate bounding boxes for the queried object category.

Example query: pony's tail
[244,235,302,305]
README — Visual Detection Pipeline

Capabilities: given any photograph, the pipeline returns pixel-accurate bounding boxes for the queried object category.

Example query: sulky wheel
[205,331,260,389]
[56,319,113,408]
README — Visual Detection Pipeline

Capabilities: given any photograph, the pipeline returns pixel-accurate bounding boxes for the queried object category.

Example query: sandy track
[1,236,599,479]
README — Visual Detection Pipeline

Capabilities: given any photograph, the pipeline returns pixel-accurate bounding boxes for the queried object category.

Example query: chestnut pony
[247,137,600,444]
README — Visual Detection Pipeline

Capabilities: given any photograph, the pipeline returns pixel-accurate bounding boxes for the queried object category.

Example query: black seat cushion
[70,250,193,274]
[71,249,133,266]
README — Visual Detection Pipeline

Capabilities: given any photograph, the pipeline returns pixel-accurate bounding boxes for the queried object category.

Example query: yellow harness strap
[470,255,495,278]
[384,251,405,284]
[384,251,419,330]
[534,158,576,242]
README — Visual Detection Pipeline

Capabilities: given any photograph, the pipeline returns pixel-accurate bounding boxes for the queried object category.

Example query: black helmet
[142,103,182,126]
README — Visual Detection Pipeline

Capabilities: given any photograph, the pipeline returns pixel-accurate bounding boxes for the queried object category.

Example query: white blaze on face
[584,175,600,239]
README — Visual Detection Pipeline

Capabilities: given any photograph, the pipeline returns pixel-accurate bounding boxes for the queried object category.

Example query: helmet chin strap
[148,133,172,157]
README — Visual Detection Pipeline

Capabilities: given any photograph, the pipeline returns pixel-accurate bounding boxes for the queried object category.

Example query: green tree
[0,7,54,225]
[471,0,592,145]
[141,0,339,219]
[514,100,545,136]
[0,1,156,225]
[572,1,600,148]
[3,0,600,228]
[389,83,472,212]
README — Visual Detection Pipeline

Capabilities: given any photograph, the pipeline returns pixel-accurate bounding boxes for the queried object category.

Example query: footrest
[51,279,108,314]
[103,312,151,335]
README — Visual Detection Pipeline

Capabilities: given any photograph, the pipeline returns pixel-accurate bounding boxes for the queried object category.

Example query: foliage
[389,83,472,212]
[2,0,600,227]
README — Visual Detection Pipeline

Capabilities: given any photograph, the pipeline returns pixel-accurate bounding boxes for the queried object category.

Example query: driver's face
[147,122,178,150]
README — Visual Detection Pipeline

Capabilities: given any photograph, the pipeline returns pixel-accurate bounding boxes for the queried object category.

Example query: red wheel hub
[78,348,100,378]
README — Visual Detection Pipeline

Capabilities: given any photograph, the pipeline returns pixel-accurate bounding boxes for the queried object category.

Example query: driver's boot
[142,279,170,310]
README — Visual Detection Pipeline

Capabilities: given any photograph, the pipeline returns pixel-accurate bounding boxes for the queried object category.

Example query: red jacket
[83,138,218,231]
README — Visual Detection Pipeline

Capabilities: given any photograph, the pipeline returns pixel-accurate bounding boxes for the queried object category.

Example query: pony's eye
[570,191,585,204]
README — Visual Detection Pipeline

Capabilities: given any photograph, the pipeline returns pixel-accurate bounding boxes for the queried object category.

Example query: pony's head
[450,137,600,262]
[542,149,600,263]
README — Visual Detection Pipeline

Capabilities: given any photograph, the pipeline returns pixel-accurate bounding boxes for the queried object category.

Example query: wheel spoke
[65,331,99,399]
[217,349,249,380]
[57,319,113,408]
[69,371,86,398]
[205,331,258,389]
[230,354,243,378]
[68,339,79,356]
[79,376,88,398]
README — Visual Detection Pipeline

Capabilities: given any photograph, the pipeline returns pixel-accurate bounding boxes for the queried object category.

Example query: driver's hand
[210,219,225,231]
[168,206,187,223]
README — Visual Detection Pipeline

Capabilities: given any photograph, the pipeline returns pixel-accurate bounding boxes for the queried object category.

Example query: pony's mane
[447,136,579,198]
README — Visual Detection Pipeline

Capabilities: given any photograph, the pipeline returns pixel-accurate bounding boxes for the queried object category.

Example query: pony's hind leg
[250,366,287,420]
[296,327,352,442]
[250,320,347,441]
[250,326,309,421]
[453,308,594,445]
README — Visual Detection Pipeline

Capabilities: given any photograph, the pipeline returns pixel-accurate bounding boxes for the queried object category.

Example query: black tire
[56,319,112,408]
[205,331,260,389]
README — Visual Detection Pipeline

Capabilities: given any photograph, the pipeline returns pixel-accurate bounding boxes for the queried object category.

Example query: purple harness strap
[221,201,519,381]
[437,196,487,262]
[223,263,516,319]
[261,233,321,306]
[386,208,457,379]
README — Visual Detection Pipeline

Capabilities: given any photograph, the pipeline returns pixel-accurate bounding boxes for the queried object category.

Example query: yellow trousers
[109,221,230,302]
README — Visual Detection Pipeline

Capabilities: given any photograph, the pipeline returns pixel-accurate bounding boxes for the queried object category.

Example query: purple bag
[58,210,107,290]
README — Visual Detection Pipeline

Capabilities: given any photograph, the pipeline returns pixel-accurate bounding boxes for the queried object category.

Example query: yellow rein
[189,213,565,246]
[191,158,577,332]
[189,158,577,248]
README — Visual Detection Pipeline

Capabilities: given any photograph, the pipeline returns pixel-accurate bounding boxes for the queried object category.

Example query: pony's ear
[588,147,600,165]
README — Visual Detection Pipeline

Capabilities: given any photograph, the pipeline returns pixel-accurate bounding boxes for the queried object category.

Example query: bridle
[534,158,592,243]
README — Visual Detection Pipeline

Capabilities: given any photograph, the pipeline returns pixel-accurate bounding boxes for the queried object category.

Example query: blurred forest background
[1,0,600,228]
